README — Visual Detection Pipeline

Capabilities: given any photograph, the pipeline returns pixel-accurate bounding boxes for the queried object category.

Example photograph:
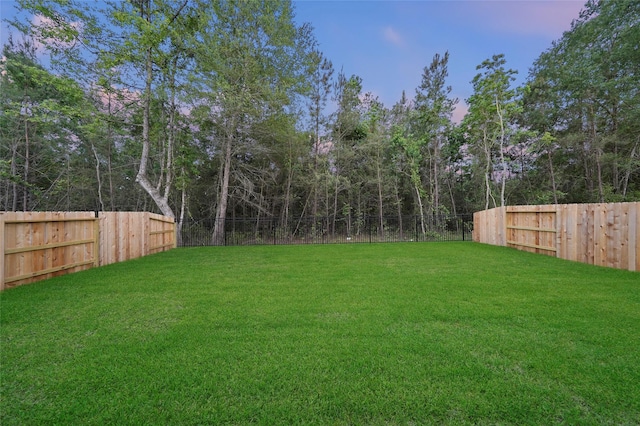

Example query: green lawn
[1,242,639,425]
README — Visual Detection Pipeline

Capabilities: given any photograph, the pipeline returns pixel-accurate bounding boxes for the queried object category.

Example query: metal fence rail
[179,214,474,247]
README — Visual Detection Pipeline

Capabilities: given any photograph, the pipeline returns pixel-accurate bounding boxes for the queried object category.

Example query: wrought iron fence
[179,214,473,247]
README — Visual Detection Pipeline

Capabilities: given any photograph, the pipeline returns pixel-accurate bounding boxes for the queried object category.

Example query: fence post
[94,211,100,267]
[0,213,5,291]
[174,216,178,249]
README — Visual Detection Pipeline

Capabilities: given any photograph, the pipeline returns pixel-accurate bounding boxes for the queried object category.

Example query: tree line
[1,0,638,238]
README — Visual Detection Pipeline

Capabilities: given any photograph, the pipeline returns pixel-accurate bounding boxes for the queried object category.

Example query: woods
[1,0,638,240]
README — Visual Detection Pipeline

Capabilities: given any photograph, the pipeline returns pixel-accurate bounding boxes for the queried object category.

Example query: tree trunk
[312,134,320,220]
[376,154,384,239]
[482,127,495,210]
[621,141,638,198]
[281,141,293,231]
[447,174,457,216]
[496,98,507,207]
[134,9,175,219]
[548,150,558,204]
[107,88,115,210]
[10,141,18,211]
[23,115,29,211]
[212,136,233,246]
[589,103,604,203]
[414,182,426,235]
[332,167,340,236]
[177,175,186,247]
[433,136,440,214]
[91,143,105,211]
[395,181,404,240]
[484,147,495,210]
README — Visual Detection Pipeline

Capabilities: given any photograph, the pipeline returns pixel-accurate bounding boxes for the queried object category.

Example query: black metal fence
[179,214,474,247]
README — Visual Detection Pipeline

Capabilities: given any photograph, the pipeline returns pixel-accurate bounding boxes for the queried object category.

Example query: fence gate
[506,206,557,256]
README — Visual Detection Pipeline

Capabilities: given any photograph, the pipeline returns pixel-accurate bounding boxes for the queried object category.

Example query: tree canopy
[1,0,638,240]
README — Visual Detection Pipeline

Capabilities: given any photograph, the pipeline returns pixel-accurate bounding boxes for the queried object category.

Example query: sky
[1,0,585,122]
[292,0,585,121]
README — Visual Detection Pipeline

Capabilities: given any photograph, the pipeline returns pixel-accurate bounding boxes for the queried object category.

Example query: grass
[1,242,639,425]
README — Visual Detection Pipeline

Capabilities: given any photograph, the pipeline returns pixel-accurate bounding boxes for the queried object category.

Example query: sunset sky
[293,0,585,121]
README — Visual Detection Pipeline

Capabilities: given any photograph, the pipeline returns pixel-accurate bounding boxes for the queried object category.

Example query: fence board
[630,204,639,271]
[474,202,640,272]
[0,214,4,291]
[148,213,176,253]
[1,212,97,288]
[1,211,175,290]
[95,212,176,267]
[504,205,556,255]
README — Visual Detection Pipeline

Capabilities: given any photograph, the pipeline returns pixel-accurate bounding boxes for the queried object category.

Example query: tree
[413,51,457,215]
[191,0,315,245]
[465,54,518,209]
[523,0,640,202]
[10,0,199,216]
[360,93,391,236]
[330,71,364,235]
[107,0,197,218]
[0,38,90,211]
[307,49,334,222]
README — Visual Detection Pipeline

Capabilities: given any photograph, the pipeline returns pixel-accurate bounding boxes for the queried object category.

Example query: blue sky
[293,0,585,121]
[1,0,584,121]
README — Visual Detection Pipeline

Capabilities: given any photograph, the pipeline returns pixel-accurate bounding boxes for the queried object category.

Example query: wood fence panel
[96,212,175,267]
[474,202,640,272]
[119,213,130,263]
[1,212,98,289]
[2,211,175,290]
[122,213,133,262]
[473,207,506,246]
[594,204,606,267]
[607,204,621,270]
[0,212,6,291]
[578,205,588,265]
[618,203,631,270]
[630,203,639,271]
[0,214,4,291]
[99,212,114,266]
[148,213,176,254]
[557,204,578,262]
[504,206,556,256]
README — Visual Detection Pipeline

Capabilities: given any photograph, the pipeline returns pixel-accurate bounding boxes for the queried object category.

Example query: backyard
[1,242,638,424]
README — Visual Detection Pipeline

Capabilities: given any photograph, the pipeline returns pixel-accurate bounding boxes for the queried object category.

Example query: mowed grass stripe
[1,243,639,425]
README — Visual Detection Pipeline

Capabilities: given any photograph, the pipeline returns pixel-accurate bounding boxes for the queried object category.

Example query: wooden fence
[1,212,176,290]
[473,202,639,272]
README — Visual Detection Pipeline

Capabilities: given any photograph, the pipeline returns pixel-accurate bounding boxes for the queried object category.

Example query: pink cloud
[465,1,584,38]
[382,26,405,47]
[91,84,141,116]
[452,101,468,124]
[31,14,82,51]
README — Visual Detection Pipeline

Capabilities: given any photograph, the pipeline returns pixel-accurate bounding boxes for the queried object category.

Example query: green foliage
[0,39,98,210]
[463,53,522,209]
[523,0,640,203]
[2,0,638,218]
